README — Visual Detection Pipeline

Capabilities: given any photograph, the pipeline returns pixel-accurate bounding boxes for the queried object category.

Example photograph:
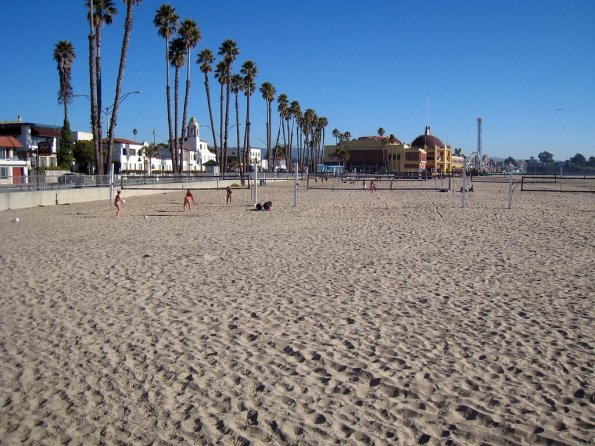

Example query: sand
[0,180,593,445]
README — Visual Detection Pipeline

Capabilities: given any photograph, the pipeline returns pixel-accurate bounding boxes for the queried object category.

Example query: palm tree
[288,101,301,171]
[303,108,317,171]
[177,19,201,174]
[332,128,340,144]
[106,0,143,179]
[276,94,289,161]
[231,74,244,176]
[86,0,117,175]
[197,49,217,153]
[91,0,116,172]
[53,40,76,123]
[154,4,179,171]
[214,60,227,168]
[240,60,258,173]
[218,39,239,173]
[318,117,328,166]
[378,127,385,137]
[259,82,276,172]
[168,37,185,173]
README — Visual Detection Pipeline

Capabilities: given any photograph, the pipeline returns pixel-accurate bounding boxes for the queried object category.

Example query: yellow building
[410,126,453,174]
[323,136,426,173]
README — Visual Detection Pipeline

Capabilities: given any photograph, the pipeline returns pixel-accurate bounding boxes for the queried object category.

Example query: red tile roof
[0,135,23,148]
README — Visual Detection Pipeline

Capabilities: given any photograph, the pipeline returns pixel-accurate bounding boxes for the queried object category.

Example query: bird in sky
[556,108,564,111]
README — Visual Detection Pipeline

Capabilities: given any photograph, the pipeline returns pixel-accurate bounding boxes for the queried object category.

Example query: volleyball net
[119,174,250,191]
[520,175,595,193]
[308,173,452,191]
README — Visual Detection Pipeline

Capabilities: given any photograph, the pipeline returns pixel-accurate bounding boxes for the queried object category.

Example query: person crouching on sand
[114,190,122,218]
[183,189,194,211]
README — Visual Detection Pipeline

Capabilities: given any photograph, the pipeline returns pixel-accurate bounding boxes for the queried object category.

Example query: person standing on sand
[226,186,232,204]
[114,190,122,218]
[183,189,194,211]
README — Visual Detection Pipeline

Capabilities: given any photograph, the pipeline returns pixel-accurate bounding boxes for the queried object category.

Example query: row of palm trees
[155,3,331,174]
[55,1,331,177]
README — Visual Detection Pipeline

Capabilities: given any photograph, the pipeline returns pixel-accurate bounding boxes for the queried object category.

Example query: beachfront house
[226,147,263,171]
[0,135,27,184]
[0,119,61,172]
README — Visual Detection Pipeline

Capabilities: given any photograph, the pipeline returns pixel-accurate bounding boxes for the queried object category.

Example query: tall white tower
[187,117,200,151]
[476,117,483,170]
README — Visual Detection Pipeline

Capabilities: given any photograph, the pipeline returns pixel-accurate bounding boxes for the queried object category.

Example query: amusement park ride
[465,117,495,173]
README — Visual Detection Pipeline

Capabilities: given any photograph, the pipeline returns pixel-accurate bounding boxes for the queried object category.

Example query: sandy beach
[0,181,593,445]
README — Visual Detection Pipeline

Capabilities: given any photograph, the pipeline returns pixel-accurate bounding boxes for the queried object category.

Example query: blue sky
[1,0,594,161]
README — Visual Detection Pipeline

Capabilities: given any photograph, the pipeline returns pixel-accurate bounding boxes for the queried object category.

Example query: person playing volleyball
[183,189,194,211]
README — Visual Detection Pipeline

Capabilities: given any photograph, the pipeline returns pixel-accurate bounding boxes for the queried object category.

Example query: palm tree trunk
[223,73,231,175]
[95,25,104,172]
[106,0,135,178]
[204,74,217,153]
[88,27,101,175]
[179,50,192,174]
[218,82,224,169]
[244,94,251,174]
[173,66,180,174]
[165,39,175,174]
[235,91,241,178]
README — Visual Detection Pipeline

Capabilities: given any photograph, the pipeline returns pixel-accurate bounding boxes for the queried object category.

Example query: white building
[149,117,215,173]
[0,119,61,171]
[0,135,27,184]
[183,117,215,170]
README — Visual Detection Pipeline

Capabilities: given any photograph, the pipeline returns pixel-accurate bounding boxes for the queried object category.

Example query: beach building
[323,136,427,173]
[182,117,215,171]
[0,119,61,171]
[0,135,27,184]
[110,138,146,173]
[226,147,263,170]
[411,126,454,174]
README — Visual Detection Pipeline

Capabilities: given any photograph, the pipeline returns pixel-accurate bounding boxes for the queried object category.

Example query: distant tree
[259,82,276,172]
[231,74,244,177]
[504,156,516,166]
[589,156,595,167]
[335,144,350,167]
[241,60,258,173]
[538,151,554,163]
[74,139,95,173]
[276,93,289,163]
[141,143,160,173]
[154,3,179,172]
[219,39,240,173]
[53,40,76,123]
[197,48,217,152]
[570,153,586,166]
[178,18,201,174]
[58,120,74,168]
[454,148,462,156]
[168,37,185,173]
[332,128,340,144]
[377,127,385,137]
[88,0,118,176]
[106,0,144,179]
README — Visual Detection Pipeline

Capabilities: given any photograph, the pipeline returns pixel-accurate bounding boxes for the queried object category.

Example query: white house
[0,135,27,184]
[109,137,146,173]
[0,119,61,171]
